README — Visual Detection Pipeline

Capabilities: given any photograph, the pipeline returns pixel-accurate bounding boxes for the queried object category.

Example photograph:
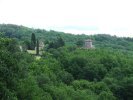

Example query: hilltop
[0,24,133,52]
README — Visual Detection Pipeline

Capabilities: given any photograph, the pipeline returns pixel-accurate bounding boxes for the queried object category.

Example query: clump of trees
[47,36,65,49]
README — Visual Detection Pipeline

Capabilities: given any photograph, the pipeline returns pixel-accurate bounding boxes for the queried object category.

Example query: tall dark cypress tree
[36,39,39,55]
[31,33,36,50]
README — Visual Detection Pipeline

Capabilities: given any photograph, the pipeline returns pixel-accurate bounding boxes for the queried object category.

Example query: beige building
[84,39,93,49]
[39,41,44,50]
[35,41,44,55]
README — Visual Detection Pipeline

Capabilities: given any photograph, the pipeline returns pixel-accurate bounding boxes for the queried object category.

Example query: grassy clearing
[27,50,41,60]
[27,50,36,55]
[35,56,41,60]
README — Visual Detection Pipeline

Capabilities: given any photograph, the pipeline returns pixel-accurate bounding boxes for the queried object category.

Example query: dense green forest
[0,24,133,100]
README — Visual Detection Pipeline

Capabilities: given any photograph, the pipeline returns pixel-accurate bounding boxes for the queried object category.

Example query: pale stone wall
[39,41,44,50]
[84,39,93,49]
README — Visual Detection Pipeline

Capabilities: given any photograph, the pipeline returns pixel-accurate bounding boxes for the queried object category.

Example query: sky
[0,0,133,37]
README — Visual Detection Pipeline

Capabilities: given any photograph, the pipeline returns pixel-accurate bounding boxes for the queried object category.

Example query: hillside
[0,24,133,100]
[0,24,133,52]
[0,24,89,45]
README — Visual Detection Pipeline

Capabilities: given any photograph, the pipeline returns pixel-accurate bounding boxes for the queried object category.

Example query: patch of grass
[36,56,41,60]
[27,50,36,54]
[27,50,41,60]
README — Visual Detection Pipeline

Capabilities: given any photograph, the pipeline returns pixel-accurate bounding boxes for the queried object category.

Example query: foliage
[36,39,39,55]
[30,33,36,50]
[47,36,65,49]
[0,24,133,100]
[1,24,133,52]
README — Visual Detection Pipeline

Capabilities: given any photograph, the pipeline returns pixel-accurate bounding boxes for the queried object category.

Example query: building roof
[85,39,92,42]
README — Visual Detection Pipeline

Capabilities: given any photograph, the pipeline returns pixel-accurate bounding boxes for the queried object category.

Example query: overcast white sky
[0,0,133,37]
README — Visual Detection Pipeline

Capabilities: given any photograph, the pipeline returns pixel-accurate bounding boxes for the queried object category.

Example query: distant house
[39,41,44,50]
[19,45,23,51]
[84,39,94,49]
[35,40,44,55]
